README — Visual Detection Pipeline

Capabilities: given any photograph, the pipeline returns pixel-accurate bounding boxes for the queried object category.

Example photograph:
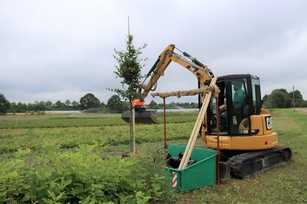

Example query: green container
[166,144,216,192]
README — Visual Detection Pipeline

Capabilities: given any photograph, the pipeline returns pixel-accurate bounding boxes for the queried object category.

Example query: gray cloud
[0,0,306,102]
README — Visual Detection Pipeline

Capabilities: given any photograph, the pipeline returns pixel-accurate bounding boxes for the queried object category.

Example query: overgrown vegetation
[0,144,175,203]
[0,112,195,203]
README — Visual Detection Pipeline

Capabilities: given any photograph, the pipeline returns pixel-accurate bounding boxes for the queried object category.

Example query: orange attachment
[132,99,144,108]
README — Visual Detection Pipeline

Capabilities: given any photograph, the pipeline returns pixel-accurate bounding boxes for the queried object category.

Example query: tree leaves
[113,34,146,102]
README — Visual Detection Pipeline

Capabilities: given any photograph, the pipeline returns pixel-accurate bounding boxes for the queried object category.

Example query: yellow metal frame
[204,112,279,150]
[205,132,278,150]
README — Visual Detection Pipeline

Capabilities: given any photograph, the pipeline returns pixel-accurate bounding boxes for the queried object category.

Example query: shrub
[0,145,175,203]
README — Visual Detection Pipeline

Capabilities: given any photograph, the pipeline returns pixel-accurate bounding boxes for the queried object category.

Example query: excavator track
[222,147,292,179]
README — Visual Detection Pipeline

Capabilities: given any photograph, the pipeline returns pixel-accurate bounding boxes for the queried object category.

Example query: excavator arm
[140,44,214,99]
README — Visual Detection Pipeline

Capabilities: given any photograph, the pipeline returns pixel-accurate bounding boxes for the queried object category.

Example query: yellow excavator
[133,44,291,178]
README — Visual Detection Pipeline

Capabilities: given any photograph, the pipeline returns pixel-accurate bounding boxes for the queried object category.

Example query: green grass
[0,122,195,159]
[0,109,306,203]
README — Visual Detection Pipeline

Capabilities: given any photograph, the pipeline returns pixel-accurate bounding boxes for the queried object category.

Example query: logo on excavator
[265,116,272,130]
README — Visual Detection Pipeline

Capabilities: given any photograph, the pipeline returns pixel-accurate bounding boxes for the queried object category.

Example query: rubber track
[225,147,292,179]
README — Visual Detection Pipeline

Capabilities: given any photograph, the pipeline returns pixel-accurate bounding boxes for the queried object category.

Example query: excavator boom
[122,44,214,124]
[141,44,213,98]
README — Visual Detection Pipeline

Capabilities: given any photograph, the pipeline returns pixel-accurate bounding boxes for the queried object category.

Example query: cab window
[251,78,261,114]
[228,79,250,134]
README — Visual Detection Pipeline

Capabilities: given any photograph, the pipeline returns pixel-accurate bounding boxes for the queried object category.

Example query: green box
[166,144,216,192]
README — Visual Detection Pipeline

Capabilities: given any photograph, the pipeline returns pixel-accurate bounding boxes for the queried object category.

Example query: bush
[0,145,175,203]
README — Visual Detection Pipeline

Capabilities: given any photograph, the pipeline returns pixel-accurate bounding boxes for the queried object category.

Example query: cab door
[226,78,251,135]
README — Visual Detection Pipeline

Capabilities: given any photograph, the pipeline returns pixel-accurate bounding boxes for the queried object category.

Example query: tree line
[1,88,305,114]
[0,93,120,114]
[263,89,307,108]
[0,92,200,115]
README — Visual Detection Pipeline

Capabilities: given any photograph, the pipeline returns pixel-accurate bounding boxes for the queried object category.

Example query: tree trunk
[129,101,136,154]
[132,107,136,154]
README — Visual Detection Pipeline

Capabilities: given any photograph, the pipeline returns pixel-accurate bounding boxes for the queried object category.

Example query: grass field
[0,109,306,203]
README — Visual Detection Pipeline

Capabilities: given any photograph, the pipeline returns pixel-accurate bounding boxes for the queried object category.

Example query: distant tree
[263,89,291,108]
[107,95,124,113]
[54,100,66,110]
[16,102,27,112]
[45,101,53,110]
[288,90,304,107]
[71,101,80,110]
[9,102,16,113]
[0,94,10,114]
[80,93,101,110]
[65,100,71,109]
[28,101,46,112]
[272,89,292,108]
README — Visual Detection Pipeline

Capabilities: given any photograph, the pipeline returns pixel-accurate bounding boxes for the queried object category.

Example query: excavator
[129,44,292,179]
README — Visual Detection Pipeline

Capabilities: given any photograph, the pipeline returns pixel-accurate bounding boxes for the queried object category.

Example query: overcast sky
[1,0,307,103]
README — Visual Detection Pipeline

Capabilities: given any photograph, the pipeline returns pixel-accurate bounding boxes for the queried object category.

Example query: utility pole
[292,85,295,109]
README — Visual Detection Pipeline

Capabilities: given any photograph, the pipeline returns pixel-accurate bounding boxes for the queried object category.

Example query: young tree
[0,94,10,114]
[113,33,146,153]
[113,35,146,102]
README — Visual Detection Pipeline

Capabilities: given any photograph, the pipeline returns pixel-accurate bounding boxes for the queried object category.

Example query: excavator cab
[206,74,274,149]
[205,74,291,178]
[207,74,261,135]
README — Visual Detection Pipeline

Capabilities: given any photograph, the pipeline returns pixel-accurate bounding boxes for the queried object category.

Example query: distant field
[0,109,306,203]
[0,112,196,129]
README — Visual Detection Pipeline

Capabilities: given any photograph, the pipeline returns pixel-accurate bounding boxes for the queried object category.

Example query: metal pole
[163,97,167,149]
[198,80,201,110]
[216,96,221,185]
[216,135,221,184]
[292,85,295,108]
